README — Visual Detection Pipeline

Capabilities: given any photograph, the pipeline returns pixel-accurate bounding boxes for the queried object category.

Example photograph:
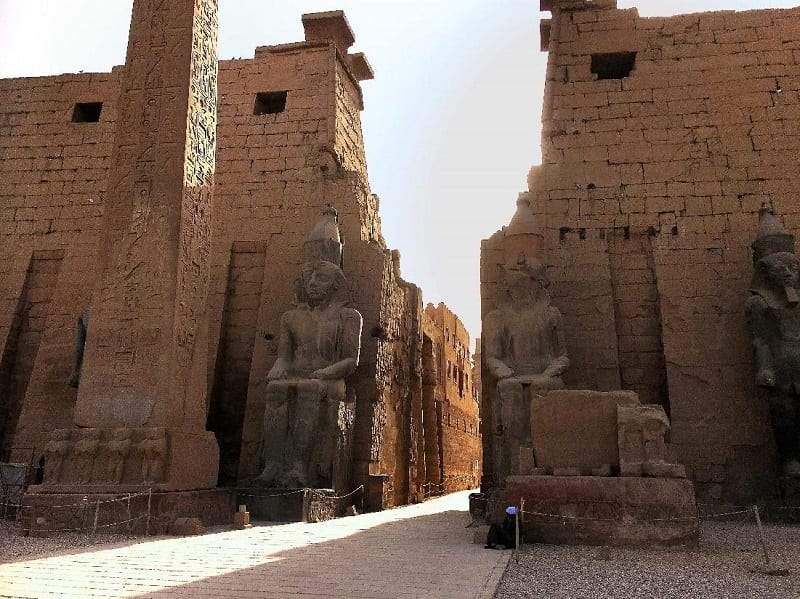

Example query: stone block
[169,517,204,536]
[531,390,639,474]
[499,475,699,547]
[233,510,252,529]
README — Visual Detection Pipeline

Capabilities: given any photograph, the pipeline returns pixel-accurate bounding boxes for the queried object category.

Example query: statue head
[758,252,800,290]
[298,259,347,307]
[110,428,131,441]
[500,257,549,305]
[83,428,101,441]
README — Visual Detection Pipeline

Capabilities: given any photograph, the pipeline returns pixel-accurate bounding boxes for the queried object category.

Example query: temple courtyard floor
[1,490,798,598]
[0,490,507,599]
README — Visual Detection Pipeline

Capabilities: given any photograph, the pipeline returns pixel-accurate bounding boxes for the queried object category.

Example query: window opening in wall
[72,102,103,123]
[591,52,637,80]
[253,91,287,115]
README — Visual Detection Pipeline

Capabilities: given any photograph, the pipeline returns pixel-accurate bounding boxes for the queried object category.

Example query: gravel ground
[495,522,800,599]
[0,519,148,564]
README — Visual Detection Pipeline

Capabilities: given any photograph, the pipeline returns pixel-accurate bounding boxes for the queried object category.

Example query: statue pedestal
[237,487,362,523]
[20,488,235,536]
[493,476,699,547]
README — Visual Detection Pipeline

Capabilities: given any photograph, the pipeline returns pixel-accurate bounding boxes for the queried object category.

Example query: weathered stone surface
[618,404,687,479]
[499,475,699,547]
[257,209,362,491]
[481,1,800,504]
[0,8,460,511]
[421,303,482,494]
[531,390,639,474]
[169,517,205,536]
[484,255,570,485]
[21,488,235,536]
[746,207,800,490]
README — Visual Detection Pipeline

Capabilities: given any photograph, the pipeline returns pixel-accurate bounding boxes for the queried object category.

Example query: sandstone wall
[0,73,116,459]
[482,1,800,503]
[0,16,435,508]
[422,303,481,493]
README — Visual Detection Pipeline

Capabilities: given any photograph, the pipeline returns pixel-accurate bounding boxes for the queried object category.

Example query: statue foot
[278,464,308,489]
[256,463,281,487]
[783,460,800,478]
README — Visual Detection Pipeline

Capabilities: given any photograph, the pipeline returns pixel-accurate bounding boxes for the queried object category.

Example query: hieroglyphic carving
[140,428,168,483]
[44,430,72,483]
[74,429,101,484]
[42,428,171,486]
[103,429,133,484]
[176,0,218,366]
[75,0,219,433]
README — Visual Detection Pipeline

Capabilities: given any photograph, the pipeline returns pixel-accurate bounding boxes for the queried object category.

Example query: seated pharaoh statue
[484,256,569,484]
[258,208,363,489]
[746,207,800,481]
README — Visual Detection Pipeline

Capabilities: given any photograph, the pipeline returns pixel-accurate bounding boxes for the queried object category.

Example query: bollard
[92,500,100,535]
[753,505,790,576]
[145,488,152,536]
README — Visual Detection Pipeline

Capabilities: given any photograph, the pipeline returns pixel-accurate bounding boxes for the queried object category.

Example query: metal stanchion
[145,488,152,536]
[753,505,789,576]
[92,500,100,535]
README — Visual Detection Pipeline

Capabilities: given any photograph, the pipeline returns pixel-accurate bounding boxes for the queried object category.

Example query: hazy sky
[0,0,796,342]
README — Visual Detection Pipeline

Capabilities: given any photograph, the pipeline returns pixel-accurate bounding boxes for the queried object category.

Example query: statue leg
[498,379,527,480]
[281,381,323,488]
[769,391,800,475]
[316,381,346,488]
[259,383,290,485]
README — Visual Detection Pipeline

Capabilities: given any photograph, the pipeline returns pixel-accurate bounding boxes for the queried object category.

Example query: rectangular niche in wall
[0,250,64,456]
[71,102,103,123]
[591,52,637,80]
[253,91,287,115]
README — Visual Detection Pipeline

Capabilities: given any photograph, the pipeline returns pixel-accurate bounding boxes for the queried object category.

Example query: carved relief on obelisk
[50,0,221,491]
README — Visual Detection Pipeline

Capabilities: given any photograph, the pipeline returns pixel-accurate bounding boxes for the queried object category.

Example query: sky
[0,0,797,343]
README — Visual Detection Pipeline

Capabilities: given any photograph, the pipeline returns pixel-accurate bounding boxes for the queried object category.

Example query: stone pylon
[48,0,220,491]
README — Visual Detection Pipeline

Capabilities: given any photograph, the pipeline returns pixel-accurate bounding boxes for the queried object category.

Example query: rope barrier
[308,485,364,501]
[8,488,153,511]
[236,489,308,499]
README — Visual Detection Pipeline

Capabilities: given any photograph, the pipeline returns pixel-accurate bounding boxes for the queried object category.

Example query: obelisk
[66,0,220,490]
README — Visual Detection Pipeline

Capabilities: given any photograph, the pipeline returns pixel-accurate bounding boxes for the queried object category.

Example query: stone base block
[237,487,362,523]
[531,390,639,474]
[496,476,699,547]
[21,488,235,536]
[41,428,219,492]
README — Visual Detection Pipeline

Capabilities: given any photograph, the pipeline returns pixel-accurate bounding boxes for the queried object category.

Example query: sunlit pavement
[0,490,508,599]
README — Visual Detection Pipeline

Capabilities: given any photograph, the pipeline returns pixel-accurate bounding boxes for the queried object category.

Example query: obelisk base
[37,428,219,492]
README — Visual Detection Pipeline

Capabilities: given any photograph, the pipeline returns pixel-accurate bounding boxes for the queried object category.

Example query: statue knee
[497,379,522,397]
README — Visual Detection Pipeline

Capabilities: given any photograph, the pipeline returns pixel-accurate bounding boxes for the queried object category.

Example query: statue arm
[311,309,363,380]
[746,294,776,388]
[484,311,513,379]
[543,309,570,378]
[267,313,293,381]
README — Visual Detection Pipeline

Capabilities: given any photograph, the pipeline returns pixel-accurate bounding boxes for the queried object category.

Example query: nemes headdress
[752,206,795,264]
[504,255,548,285]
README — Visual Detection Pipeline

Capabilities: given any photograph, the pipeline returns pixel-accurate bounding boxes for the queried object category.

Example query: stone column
[69,0,219,490]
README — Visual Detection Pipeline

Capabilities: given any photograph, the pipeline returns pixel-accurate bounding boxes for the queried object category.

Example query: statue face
[761,253,800,288]
[301,261,343,304]
[506,271,546,304]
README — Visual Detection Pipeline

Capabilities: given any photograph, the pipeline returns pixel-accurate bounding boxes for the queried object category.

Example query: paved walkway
[0,491,509,599]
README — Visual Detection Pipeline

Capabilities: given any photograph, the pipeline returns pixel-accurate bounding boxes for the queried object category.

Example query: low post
[145,488,152,536]
[302,489,311,523]
[753,505,771,571]
[92,500,100,535]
